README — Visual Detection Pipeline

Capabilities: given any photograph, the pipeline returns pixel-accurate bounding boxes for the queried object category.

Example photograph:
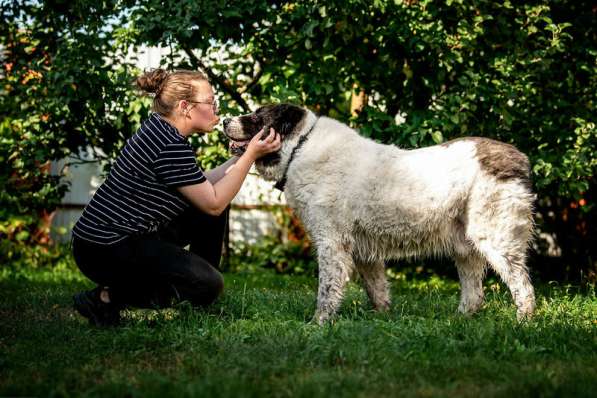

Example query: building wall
[49,149,103,242]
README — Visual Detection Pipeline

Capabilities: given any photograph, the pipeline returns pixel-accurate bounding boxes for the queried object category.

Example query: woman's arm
[203,156,239,184]
[177,152,255,216]
[177,129,280,216]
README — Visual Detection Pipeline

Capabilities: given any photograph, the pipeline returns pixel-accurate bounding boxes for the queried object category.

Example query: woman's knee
[184,266,224,306]
[204,270,224,303]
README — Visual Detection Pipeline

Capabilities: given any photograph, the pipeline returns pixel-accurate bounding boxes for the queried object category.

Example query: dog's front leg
[312,242,353,325]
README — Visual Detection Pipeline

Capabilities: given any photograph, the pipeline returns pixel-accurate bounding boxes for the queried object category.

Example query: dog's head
[223,104,309,178]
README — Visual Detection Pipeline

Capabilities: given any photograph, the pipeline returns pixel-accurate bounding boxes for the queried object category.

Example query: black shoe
[73,288,121,327]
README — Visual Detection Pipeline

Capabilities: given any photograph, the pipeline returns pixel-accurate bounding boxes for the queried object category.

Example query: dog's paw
[373,301,391,312]
[311,312,335,326]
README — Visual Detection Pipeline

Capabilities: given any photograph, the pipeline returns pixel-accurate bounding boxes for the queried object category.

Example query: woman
[71,69,281,326]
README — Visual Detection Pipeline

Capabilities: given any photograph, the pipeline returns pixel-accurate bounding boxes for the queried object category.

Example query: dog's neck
[274,118,319,192]
[274,115,319,191]
[273,112,319,191]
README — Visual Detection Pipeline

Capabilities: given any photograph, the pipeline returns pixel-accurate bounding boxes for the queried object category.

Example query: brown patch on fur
[442,137,531,185]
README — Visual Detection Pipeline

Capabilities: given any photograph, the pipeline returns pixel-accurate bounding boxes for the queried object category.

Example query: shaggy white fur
[227,108,536,324]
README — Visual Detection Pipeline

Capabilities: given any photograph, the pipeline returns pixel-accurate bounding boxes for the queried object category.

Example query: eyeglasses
[188,98,219,113]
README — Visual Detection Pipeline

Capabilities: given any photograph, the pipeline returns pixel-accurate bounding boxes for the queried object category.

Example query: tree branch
[180,44,251,112]
[241,56,264,94]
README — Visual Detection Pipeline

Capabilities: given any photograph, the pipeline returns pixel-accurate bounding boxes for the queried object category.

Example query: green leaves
[1,0,595,277]
[1,0,140,249]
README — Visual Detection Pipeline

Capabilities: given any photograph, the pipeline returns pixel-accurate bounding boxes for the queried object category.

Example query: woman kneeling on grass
[71,69,280,326]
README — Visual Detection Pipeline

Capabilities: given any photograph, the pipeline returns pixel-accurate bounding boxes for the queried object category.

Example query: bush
[2,0,595,281]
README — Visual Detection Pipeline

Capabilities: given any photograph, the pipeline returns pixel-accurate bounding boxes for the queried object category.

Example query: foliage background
[1,0,595,282]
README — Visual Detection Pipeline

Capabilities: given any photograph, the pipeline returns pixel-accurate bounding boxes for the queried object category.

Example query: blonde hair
[135,68,209,116]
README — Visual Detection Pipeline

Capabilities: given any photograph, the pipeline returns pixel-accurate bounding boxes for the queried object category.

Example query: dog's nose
[223,118,231,129]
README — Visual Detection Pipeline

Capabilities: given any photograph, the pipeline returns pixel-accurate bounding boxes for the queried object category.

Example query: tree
[0,0,143,256]
[130,0,596,281]
[2,0,595,281]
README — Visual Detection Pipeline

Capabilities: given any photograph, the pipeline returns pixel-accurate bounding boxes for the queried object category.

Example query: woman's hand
[244,128,281,161]
[179,128,280,216]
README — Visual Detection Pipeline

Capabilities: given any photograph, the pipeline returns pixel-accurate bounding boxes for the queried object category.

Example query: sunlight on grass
[1,259,595,397]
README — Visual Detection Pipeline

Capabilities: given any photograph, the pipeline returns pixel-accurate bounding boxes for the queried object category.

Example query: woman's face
[184,80,220,133]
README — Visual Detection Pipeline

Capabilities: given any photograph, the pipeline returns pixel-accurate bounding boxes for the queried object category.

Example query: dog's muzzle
[223,118,250,156]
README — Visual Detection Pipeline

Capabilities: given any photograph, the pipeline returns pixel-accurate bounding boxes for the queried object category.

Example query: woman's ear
[179,100,191,117]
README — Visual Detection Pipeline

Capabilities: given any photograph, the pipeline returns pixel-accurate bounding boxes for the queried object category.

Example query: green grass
[1,259,596,398]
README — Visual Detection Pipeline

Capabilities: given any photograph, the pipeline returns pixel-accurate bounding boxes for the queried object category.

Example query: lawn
[1,256,596,398]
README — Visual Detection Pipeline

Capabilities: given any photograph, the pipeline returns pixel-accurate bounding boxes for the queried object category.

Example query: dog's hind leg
[354,259,390,312]
[475,242,535,320]
[467,181,536,320]
[455,252,486,315]
[313,239,354,325]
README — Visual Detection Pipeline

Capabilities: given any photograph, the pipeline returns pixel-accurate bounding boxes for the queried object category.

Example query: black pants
[72,206,228,309]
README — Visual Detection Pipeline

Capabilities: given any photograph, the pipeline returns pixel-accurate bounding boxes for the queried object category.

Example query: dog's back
[285,116,535,323]
[236,105,536,324]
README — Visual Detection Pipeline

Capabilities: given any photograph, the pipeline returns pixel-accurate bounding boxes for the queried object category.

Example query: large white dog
[224,104,536,324]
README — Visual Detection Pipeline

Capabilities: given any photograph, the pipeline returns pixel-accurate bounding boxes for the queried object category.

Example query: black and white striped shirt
[72,113,206,245]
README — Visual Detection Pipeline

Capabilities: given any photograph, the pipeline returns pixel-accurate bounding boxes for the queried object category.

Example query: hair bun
[136,68,169,95]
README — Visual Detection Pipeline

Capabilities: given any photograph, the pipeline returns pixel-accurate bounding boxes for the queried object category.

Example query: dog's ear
[259,123,272,140]
[259,152,281,164]
[273,104,306,136]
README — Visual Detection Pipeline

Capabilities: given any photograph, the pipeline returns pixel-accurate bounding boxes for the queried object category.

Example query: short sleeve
[154,142,206,188]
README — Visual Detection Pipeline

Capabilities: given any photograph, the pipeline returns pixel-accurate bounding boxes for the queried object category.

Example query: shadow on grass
[1,266,595,398]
